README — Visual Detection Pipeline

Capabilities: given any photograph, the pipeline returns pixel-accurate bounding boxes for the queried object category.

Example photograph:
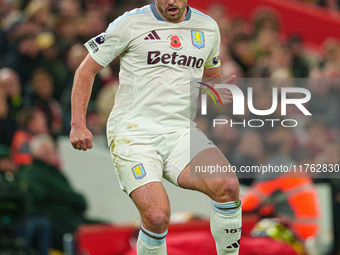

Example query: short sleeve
[204,23,221,69]
[84,13,133,67]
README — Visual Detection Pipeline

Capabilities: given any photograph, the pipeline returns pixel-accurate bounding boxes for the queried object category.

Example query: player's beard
[157,4,187,22]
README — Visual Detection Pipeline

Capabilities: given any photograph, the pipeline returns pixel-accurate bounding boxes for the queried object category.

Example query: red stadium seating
[75,224,135,255]
[75,220,212,255]
[75,219,298,255]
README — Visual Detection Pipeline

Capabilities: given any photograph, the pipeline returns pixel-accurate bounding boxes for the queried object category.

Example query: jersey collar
[150,2,192,22]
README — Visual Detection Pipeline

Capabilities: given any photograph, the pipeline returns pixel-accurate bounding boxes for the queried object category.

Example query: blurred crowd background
[0,0,340,254]
[298,0,340,10]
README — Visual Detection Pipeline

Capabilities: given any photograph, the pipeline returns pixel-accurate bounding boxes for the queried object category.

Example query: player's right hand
[70,127,93,151]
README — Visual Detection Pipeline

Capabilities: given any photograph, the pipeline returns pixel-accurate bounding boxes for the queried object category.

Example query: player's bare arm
[70,54,104,151]
[203,66,235,104]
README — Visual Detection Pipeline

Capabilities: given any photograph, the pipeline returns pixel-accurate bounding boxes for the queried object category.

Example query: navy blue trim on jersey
[185,7,192,21]
[151,2,192,21]
[151,2,164,21]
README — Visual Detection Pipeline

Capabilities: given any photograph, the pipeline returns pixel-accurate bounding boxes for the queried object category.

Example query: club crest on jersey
[168,34,183,50]
[132,164,146,179]
[191,31,205,49]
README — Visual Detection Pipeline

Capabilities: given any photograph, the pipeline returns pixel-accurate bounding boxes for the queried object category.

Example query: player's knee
[211,177,239,202]
[143,208,170,233]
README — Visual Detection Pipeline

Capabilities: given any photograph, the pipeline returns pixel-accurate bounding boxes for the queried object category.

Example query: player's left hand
[219,88,233,104]
[217,74,236,104]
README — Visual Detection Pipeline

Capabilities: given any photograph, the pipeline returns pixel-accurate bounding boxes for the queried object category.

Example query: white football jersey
[85,2,221,142]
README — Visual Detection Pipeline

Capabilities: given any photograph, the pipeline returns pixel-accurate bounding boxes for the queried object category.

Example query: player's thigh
[178,147,239,202]
[163,127,216,186]
[130,182,171,233]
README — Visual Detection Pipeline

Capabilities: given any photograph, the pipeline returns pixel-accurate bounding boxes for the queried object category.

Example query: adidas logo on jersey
[144,30,161,40]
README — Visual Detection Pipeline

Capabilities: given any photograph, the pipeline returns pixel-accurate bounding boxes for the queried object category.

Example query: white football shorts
[108,127,216,194]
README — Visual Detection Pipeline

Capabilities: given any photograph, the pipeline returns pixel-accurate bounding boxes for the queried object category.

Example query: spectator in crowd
[250,29,280,78]
[321,39,340,67]
[76,8,108,42]
[229,34,256,76]
[57,0,82,20]
[0,0,21,60]
[7,142,52,255]
[269,45,293,78]
[11,107,48,165]
[0,144,19,193]
[220,50,244,78]
[53,0,84,53]
[23,68,63,136]
[54,17,78,53]
[0,144,50,255]
[18,134,102,250]
[253,9,280,35]
[207,3,230,34]
[1,32,44,86]
[36,32,68,99]
[0,144,28,253]
[286,35,310,78]
[0,68,22,120]
[23,0,54,32]
[0,86,17,146]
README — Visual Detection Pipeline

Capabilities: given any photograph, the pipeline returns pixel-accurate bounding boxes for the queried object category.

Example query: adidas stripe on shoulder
[144,30,161,40]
